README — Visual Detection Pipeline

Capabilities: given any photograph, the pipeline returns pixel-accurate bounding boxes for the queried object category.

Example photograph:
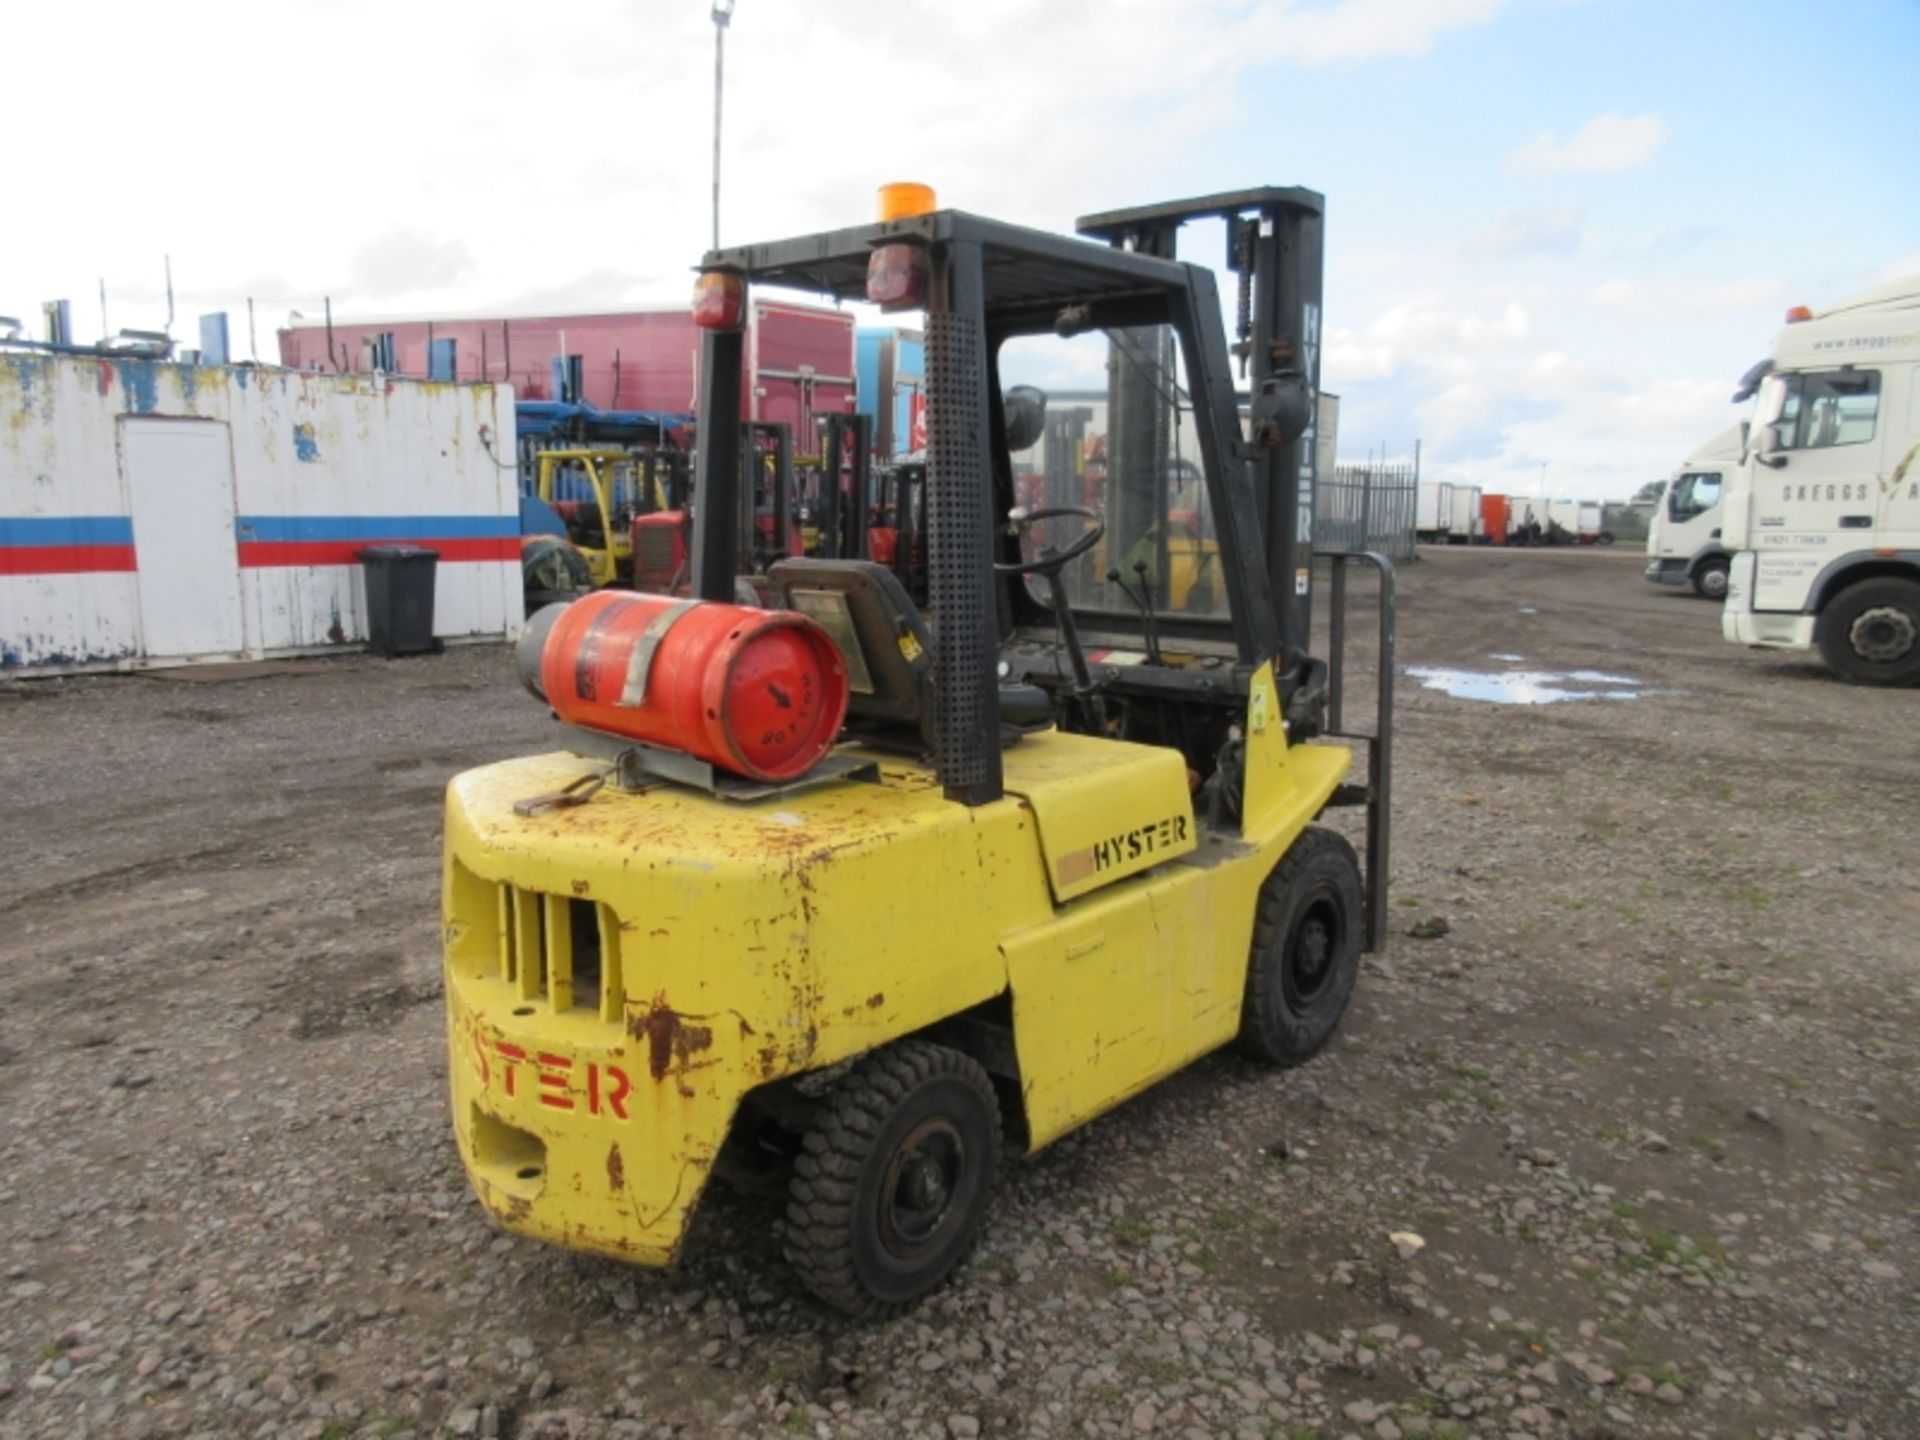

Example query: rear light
[692,270,745,331]
[1785,305,1813,323]
[867,244,928,312]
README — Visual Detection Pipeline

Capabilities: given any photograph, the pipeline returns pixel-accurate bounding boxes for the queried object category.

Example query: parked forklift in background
[535,447,684,587]
[441,184,1395,1316]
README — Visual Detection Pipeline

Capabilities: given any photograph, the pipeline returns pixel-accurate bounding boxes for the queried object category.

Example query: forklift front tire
[783,1040,1002,1318]
[1236,827,1363,1067]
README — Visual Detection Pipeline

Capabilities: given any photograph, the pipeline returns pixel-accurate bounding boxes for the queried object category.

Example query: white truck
[1723,277,1920,685]
[1645,424,1741,598]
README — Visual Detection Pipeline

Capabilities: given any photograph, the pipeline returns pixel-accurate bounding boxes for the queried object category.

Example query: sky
[8,0,1919,501]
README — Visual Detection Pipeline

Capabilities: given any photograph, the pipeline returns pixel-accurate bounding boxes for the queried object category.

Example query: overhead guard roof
[701,209,1195,314]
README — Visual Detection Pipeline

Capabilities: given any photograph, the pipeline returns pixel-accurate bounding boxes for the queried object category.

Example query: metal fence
[1317,462,1417,560]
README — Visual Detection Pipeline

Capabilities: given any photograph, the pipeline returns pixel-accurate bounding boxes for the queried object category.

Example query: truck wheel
[1236,827,1363,1067]
[784,1040,1001,1318]
[1815,577,1920,687]
[1596,531,1616,546]
[1692,558,1730,600]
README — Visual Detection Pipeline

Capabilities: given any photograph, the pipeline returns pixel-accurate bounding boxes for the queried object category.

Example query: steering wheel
[993,505,1105,576]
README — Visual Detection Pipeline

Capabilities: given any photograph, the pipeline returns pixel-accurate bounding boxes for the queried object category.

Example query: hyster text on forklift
[441,184,1396,1315]
[1722,278,1920,685]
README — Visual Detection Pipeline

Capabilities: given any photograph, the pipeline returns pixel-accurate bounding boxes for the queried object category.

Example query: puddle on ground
[1406,665,1666,705]
[1488,652,1526,662]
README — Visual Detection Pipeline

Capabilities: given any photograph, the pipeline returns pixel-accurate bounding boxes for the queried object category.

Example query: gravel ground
[1,546,1914,1440]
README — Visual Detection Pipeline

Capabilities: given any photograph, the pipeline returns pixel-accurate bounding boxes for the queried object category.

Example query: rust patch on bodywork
[629,993,713,1081]
[606,1141,626,1192]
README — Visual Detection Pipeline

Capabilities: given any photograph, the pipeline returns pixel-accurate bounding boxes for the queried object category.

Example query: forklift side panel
[1002,680,1349,1151]
[1001,738,1196,903]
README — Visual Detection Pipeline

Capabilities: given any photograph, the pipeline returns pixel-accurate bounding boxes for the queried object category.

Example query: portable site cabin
[1,352,522,674]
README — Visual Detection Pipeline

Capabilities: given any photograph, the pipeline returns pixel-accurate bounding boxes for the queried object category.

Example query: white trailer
[1645,424,1741,598]
[1534,498,1610,545]
[1415,480,1455,541]
[1447,485,1483,543]
[1723,277,1920,685]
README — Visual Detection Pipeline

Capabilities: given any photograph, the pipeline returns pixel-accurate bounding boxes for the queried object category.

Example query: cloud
[503,270,655,315]
[1580,276,1784,319]
[1324,330,1399,383]
[1322,295,1534,389]
[346,229,475,301]
[1274,0,1508,63]
[1417,381,1498,448]
[1511,113,1667,175]
[5,0,1513,338]
[1328,271,1748,497]
[1408,369,1735,500]
[1472,204,1584,257]
[1374,296,1534,351]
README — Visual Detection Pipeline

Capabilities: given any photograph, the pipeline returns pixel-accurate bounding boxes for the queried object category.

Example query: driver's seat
[768,558,935,750]
[766,558,1052,752]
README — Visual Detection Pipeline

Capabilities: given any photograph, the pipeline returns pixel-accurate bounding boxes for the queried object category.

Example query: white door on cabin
[123,419,245,659]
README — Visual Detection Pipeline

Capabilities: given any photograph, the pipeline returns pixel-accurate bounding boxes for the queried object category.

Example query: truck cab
[1645,423,1742,598]
[1722,279,1920,685]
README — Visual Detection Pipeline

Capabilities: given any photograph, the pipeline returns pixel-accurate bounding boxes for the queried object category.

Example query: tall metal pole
[711,1,735,252]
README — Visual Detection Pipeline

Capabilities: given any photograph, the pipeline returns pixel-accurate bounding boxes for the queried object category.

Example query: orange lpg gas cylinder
[518,591,849,782]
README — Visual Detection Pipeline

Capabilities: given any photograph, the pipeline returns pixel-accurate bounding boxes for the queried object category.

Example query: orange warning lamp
[876,182,937,221]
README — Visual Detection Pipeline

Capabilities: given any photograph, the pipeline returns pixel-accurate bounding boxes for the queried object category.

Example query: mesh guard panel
[923,310,995,798]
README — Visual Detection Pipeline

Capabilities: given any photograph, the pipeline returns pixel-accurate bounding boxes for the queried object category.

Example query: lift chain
[1233,219,1255,379]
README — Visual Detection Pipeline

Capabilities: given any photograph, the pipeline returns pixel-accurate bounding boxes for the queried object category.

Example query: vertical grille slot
[592,901,624,1022]
[491,884,623,1019]
[511,887,545,1000]
[497,884,516,984]
[542,893,574,1010]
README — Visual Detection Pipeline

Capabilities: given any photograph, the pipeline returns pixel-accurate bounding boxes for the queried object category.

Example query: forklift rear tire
[783,1040,1002,1318]
[1236,827,1363,1067]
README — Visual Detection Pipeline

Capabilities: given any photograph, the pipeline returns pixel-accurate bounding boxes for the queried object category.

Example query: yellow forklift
[534,447,681,587]
[442,186,1395,1316]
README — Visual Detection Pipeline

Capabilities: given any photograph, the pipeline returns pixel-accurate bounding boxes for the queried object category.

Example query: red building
[278,300,857,437]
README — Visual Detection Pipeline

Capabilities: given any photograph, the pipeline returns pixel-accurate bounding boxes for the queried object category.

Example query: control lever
[1105,561,1164,665]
